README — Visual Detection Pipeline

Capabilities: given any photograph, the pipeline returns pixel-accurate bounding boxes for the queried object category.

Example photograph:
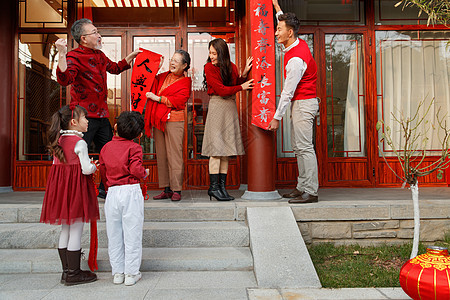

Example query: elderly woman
[145,50,192,201]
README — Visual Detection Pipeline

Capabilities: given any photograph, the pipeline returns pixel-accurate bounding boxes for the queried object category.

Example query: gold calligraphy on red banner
[250,0,276,130]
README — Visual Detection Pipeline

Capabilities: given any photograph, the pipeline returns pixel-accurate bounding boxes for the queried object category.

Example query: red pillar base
[245,124,281,199]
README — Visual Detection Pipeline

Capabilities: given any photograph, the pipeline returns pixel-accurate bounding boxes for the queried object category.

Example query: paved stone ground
[0,271,254,300]
[0,272,410,300]
[1,187,449,204]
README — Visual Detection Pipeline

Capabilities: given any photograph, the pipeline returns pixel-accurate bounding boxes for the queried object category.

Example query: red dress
[40,135,99,225]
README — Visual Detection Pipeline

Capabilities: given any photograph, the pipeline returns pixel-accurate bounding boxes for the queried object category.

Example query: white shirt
[273,10,307,121]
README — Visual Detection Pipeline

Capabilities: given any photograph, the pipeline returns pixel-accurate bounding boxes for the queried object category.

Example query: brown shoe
[288,192,318,204]
[282,188,303,198]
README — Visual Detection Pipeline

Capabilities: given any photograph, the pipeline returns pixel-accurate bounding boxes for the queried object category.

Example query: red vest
[283,39,317,100]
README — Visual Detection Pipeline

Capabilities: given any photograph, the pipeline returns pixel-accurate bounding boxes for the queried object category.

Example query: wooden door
[316,31,375,187]
[100,29,241,190]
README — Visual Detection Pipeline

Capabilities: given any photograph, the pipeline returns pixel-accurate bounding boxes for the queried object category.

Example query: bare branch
[396,0,449,26]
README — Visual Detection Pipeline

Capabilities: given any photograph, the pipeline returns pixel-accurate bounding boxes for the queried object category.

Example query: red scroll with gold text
[250,0,276,130]
[130,48,162,113]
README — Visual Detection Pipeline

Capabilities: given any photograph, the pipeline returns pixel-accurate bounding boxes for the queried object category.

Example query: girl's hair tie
[69,103,77,119]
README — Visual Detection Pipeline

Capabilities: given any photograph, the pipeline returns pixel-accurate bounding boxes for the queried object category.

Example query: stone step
[0,221,249,249]
[0,202,242,223]
[0,247,253,274]
[0,271,256,299]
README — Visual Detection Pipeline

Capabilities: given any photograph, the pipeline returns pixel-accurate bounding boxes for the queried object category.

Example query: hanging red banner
[250,0,276,130]
[130,48,162,113]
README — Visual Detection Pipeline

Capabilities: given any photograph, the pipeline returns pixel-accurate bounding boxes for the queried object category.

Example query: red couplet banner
[250,0,276,130]
[130,48,162,113]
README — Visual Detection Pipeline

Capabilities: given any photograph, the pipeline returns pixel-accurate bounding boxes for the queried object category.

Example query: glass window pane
[101,36,122,126]
[187,32,235,159]
[276,34,313,158]
[133,36,176,160]
[134,37,176,74]
[19,0,68,28]
[188,0,235,27]
[326,34,366,158]
[376,31,450,156]
[279,0,365,26]
[17,34,67,161]
[375,0,428,25]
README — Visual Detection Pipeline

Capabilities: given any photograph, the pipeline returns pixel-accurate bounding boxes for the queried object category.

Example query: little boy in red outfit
[99,111,149,286]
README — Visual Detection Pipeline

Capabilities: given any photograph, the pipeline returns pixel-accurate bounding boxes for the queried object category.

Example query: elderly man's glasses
[83,30,100,36]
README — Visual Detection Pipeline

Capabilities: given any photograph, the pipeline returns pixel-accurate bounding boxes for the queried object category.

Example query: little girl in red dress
[40,104,99,286]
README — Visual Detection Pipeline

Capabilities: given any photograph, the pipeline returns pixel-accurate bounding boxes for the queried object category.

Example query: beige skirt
[201,95,245,157]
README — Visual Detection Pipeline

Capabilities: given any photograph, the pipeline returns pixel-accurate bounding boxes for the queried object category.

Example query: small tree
[376,99,450,259]
[395,0,449,26]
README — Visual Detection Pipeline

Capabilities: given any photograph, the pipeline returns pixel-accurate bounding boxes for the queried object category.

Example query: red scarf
[144,71,192,135]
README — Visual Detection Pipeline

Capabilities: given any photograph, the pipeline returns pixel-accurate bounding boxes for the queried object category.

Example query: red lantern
[399,246,450,300]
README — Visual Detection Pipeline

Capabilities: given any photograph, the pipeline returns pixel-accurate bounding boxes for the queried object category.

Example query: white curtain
[344,44,366,157]
[377,38,450,155]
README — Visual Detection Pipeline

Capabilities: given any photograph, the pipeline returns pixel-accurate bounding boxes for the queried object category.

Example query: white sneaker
[113,273,125,284]
[124,272,142,286]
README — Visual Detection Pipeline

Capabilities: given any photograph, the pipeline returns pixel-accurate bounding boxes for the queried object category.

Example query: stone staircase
[0,195,322,293]
[0,202,253,274]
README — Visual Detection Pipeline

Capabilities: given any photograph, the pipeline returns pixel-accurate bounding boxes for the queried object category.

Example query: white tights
[58,222,84,251]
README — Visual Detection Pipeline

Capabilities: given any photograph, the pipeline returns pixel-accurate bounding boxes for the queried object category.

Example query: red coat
[204,62,246,97]
[56,45,130,118]
[144,71,192,134]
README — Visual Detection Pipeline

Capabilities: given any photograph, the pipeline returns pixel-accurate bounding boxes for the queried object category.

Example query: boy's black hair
[278,12,300,38]
[116,111,145,140]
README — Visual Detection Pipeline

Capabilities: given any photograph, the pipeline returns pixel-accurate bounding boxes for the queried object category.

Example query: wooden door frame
[314,28,376,187]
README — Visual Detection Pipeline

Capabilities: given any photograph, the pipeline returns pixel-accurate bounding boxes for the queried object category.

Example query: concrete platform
[1,187,450,203]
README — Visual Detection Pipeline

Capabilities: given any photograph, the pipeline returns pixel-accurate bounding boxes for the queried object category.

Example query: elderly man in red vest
[55,19,140,198]
[268,0,319,204]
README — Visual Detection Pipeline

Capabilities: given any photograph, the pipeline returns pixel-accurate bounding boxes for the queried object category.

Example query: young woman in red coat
[202,38,254,201]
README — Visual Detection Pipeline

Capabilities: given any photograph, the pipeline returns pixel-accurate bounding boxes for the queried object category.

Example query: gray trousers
[290,98,319,196]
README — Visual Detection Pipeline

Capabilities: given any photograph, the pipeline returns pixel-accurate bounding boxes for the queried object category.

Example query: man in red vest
[268,0,319,203]
[55,19,140,198]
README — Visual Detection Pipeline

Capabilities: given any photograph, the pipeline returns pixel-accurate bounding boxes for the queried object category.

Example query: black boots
[58,248,68,284]
[208,174,232,201]
[65,249,97,286]
[219,173,234,200]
